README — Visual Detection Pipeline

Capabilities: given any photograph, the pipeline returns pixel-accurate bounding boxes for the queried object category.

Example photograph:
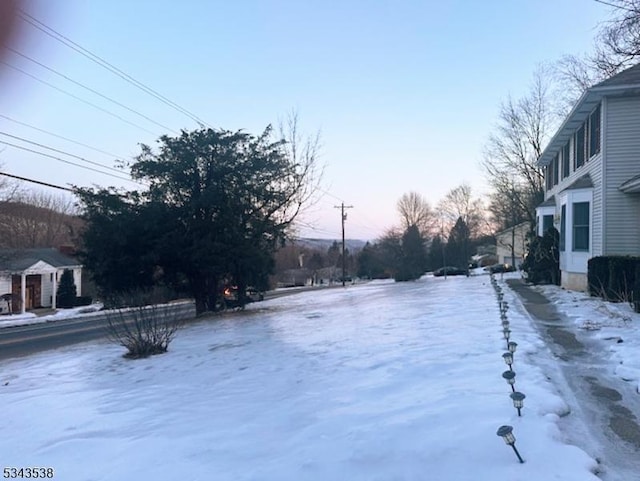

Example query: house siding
[545,155,603,260]
[544,147,603,258]
[603,95,640,256]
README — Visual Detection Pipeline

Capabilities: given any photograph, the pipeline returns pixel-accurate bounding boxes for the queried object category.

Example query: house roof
[0,248,81,272]
[538,195,556,207]
[538,62,640,167]
[619,173,640,193]
[562,173,594,191]
[495,221,531,238]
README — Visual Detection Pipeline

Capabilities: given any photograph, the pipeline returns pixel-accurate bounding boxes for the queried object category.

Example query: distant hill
[294,238,367,252]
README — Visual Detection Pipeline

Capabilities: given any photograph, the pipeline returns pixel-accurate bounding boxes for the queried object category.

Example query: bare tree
[482,67,555,231]
[278,109,324,225]
[593,0,640,75]
[396,191,435,236]
[553,1,640,112]
[0,189,79,248]
[437,184,488,239]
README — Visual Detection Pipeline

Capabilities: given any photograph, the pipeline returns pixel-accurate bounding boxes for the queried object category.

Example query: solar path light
[502,352,514,371]
[502,370,516,392]
[502,328,511,341]
[510,392,526,417]
[496,425,524,463]
[508,341,518,354]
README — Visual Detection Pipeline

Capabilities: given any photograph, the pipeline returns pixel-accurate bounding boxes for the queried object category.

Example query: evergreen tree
[57,269,77,308]
[446,217,471,270]
[395,225,427,281]
[76,126,318,315]
[428,235,445,271]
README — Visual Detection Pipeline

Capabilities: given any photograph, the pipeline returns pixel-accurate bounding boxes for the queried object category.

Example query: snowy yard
[0,274,618,480]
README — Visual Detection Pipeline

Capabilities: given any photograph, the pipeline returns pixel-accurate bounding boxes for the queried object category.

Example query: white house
[495,222,530,268]
[0,248,82,314]
[536,62,640,291]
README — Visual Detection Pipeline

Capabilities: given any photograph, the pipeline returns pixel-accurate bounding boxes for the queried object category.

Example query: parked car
[433,266,467,277]
[485,263,517,274]
[223,286,265,303]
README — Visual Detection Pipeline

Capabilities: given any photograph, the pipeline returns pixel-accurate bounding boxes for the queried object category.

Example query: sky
[5,272,640,480]
[0,0,614,240]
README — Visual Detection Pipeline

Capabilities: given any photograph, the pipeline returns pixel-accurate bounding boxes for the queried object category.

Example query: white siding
[41,272,54,307]
[603,95,640,255]
[0,276,10,295]
[544,148,603,257]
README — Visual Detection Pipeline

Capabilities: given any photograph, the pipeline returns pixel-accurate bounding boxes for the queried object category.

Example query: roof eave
[537,81,640,167]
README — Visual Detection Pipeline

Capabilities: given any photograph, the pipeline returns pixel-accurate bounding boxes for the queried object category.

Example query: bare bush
[104,289,185,359]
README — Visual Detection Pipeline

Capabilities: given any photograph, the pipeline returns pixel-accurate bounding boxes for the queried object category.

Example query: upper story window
[574,125,585,169]
[559,204,566,251]
[589,105,601,158]
[561,142,570,179]
[552,154,559,186]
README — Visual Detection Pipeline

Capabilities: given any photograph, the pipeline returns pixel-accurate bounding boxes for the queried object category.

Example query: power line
[0,139,141,185]
[0,171,72,192]
[1,61,161,136]
[18,9,212,128]
[593,0,639,12]
[8,47,179,135]
[0,114,124,159]
[0,131,133,178]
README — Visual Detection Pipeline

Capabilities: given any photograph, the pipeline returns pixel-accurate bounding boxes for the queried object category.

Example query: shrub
[588,256,640,310]
[74,296,93,307]
[56,269,77,308]
[104,289,184,359]
[521,228,560,285]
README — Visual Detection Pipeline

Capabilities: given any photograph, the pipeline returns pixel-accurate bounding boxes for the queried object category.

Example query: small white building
[0,248,82,314]
[495,222,530,268]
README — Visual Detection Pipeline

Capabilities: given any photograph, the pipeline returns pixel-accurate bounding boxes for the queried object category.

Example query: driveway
[507,278,640,481]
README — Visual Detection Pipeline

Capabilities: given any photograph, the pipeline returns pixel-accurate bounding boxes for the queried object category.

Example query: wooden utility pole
[335,203,353,286]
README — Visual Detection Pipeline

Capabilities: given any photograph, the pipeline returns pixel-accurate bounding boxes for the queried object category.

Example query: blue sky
[1,0,611,240]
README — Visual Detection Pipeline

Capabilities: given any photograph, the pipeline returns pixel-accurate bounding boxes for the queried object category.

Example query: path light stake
[502,370,516,392]
[502,328,511,342]
[510,392,526,417]
[502,351,514,371]
[496,425,525,463]
[508,341,518,354]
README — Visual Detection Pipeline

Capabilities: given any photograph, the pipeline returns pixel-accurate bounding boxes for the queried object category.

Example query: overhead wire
[0,114,124,159]
[0,171,72,192]
[0,139,142,185]
[18,9,212,129]
[8,47,179,135]
[1,61,161,137]
[0,131,132,178]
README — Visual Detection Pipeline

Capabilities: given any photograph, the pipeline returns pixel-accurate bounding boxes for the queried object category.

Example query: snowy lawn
[1,275,600,480]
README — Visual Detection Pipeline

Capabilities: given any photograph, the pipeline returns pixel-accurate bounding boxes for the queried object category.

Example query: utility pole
[335,202,354,286]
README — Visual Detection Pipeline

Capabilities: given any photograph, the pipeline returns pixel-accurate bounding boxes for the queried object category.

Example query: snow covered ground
[0,303,104,328]
[2,273,636,480]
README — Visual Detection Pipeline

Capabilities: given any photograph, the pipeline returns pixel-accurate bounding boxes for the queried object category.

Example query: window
[552,154,559,186]
[542,214,554,234]
[589,105,601,158]
[562,142,570,179]
[545,165,552,190]
[574,125,585,169]
[559,204,566,251]
[573,202,590,251]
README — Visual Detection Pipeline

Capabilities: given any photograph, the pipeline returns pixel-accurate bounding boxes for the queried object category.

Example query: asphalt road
[0,285,348,361]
